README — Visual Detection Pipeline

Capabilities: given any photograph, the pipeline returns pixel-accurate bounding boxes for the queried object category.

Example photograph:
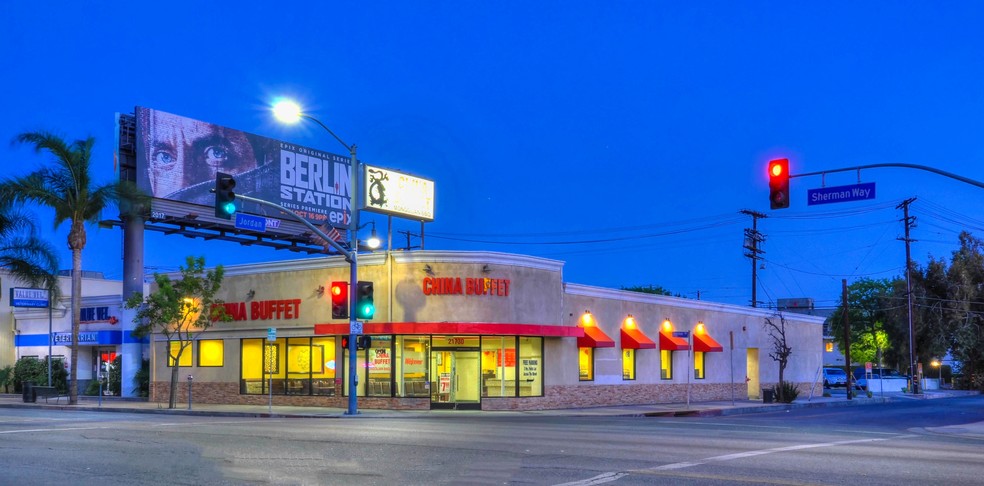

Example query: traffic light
[355,280,375,320]
[768,158,790,209]
[340,335,371,350]
[330,281,348,319]
[213,172,237,219]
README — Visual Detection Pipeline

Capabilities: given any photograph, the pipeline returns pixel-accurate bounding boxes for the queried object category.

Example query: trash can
[22,381,35,403]
[762,388,774,404]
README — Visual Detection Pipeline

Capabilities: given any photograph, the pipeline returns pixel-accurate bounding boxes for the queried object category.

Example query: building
[4,270,145,392]
[146,251,825,411]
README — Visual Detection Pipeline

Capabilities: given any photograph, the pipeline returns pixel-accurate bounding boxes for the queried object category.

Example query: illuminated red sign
[215,299,302,321]
[422,277,510,296]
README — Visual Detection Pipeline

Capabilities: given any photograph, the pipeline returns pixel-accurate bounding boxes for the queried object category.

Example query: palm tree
[0,198,60,297]
[1,131,119,405]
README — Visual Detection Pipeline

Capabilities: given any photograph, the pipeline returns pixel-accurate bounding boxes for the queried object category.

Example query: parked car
[822,367,848,388]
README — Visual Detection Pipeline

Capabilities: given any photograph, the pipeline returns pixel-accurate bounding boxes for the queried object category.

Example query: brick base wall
[152,380,820,411]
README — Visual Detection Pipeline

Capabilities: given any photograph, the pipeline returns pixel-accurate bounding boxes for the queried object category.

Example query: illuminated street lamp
[365,221,381,250]
[273,98,361,416]
[931,359,941,389]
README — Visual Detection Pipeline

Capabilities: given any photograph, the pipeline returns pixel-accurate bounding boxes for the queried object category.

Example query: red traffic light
[330,281,348,319]
[768,158,790,210]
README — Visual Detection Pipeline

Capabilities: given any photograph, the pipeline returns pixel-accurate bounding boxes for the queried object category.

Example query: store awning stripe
[577,326,616,348]
[659,330,690,351]
[621,327,656,349]
[314,322,583,337]
[693,332,724,352]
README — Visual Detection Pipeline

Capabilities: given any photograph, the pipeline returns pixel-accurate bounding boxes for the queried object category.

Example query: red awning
[621,327,656,349]
[693,332,724,352]
[314,322,582,337]
[659,330,690,351]
[578,326,615,348]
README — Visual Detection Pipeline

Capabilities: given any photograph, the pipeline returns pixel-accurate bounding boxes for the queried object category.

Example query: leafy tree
[1,130,145,405]
[884,258,951,375]
[825,278,897,368]
[764,312,793,401]
[944,232,984,390]
[621,285,677,297]
[124,256,231,409]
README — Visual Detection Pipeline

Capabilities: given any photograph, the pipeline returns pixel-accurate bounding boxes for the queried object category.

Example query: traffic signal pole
[232,188,361,415]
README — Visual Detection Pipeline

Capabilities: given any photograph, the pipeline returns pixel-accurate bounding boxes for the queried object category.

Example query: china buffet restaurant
[154,250,825,411]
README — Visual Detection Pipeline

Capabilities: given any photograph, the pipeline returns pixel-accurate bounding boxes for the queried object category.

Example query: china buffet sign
[422,277,511,297]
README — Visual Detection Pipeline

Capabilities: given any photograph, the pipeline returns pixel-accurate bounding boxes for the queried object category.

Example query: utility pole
[897,197,918,394]
[842,279,852,400]
[740,210,767,308]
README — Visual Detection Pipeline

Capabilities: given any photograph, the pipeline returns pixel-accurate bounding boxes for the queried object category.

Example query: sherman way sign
[807,182,876,206]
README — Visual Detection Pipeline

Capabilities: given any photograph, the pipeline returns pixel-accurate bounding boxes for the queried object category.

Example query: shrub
[0,366,13,393]
[108,355,122,396]
[772,381,799,403]
[13,357,68,393]
[134,359,150,397]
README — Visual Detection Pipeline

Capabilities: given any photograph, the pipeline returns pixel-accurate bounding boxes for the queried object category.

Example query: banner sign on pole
[10,288,50,308]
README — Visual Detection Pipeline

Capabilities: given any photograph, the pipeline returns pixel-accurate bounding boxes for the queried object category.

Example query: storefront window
[367,336,393,396]
[579,347,594,381]
[343,339,368,397]
[518,337,542,396]
[694,351,705,379]
[168,340,193,367]
[240,337,334,396]
[481,337,516,397]
[198,340,223,367]
[395,336,429,397]
[661,350,672,379]
[622,349,635,380]
[287,338,313,395]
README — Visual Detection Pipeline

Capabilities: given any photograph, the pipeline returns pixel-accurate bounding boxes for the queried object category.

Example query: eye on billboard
[134,107,353,231]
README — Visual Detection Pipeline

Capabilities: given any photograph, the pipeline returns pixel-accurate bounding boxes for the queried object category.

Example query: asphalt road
[0,396,981,485]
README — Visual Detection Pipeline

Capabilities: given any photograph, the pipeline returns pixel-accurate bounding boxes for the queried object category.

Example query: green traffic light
[222,201,237,215]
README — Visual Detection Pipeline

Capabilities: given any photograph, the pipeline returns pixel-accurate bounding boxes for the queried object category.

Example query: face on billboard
[137,108,261,200]
[135,107,354,230]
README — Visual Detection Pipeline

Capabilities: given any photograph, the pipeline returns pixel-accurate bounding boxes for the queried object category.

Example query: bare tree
[764,312,794,401]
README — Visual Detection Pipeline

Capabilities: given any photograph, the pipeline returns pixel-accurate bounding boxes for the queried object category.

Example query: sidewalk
[3,389,970,419]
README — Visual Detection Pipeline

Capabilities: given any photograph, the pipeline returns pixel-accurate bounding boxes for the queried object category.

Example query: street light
[931,359,941,390]
[365,221,381,250]
[273,98,361,416]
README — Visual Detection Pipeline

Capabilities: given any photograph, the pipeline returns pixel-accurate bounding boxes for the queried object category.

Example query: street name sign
[807,182,876,206]
[235,213,267,232]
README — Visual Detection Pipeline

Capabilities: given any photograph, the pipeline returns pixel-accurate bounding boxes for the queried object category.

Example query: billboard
[135,107,352,230]
[363,165,435,221]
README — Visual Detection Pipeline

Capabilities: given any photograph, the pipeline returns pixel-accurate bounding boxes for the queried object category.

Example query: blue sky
[2,2,983,310]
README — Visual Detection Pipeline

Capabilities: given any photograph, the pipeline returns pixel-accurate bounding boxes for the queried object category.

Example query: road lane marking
[554,434,915,485]
[650,435,911,471]
[0,426,108,434]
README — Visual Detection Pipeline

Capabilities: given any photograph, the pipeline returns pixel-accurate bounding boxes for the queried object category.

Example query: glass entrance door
[430,350,480,410]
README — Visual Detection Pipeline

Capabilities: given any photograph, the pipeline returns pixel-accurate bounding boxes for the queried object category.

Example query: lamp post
[274,99,361,416]
[931,359,941,390]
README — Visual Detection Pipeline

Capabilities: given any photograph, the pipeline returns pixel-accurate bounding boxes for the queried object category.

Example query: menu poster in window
[404,350,426,374]
[521,358,539,379]
[497,349,516,367]
[371,348,391,373]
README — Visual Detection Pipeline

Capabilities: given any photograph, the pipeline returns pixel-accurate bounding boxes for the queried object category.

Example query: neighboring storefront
[6,271,143,392]
[147,250,826,411]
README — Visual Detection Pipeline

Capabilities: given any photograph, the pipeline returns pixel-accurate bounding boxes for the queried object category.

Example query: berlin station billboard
[135,107,352,231]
